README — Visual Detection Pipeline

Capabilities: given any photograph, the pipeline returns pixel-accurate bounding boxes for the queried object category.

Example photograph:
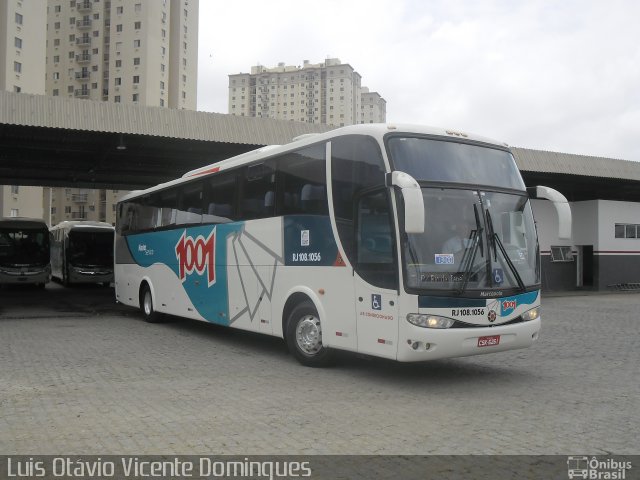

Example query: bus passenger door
[354,190,399,359]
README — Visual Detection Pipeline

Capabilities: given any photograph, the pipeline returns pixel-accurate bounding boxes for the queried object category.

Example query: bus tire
[140,285,161,323]
[285,300,333,367]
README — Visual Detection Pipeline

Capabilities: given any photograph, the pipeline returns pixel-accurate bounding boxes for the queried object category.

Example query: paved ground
[0,283,638,455]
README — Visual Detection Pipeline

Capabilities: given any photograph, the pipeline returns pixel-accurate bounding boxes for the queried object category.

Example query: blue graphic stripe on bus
[283,215,338,266]
[498,290,539,315]
[126,223,244,325]
[418,296,485,308]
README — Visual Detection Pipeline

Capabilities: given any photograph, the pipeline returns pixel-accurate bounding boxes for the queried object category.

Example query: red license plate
[478,335,500,347]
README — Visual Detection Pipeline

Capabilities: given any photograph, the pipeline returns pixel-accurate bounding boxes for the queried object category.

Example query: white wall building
[228,58,386,127]
[0,0,46,219]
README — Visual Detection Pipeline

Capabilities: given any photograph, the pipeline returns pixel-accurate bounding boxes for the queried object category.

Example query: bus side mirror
[528,186,572,240]
[387,171,425,234]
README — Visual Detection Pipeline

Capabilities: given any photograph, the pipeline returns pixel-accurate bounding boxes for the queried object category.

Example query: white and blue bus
[115,124,571,366]
[0,217,51,288]
[50,221,115,286]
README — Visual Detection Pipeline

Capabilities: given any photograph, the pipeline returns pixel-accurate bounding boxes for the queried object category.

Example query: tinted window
[176,181,203,225]
[387,136,525,190]
[278,143,327,216]
[203,173,237,223]
[331,135,386,264]
[241,163,275,220]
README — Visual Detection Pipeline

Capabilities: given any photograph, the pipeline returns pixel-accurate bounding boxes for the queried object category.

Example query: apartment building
[0,1,46,219]
[361,87,386,125]
[46,0,198,108]
[228,58,386,127]
[42,0,199,225]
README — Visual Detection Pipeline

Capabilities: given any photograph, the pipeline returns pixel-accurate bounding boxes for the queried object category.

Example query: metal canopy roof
[1,90,639,201]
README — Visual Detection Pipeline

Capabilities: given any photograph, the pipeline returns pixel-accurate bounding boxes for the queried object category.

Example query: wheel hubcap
[295,314,322,355]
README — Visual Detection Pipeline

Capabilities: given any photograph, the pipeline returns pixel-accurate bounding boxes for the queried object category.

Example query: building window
[14,37,22,48]
[161,29,166,38]
[116,24,123,32]
[54,38,61,46]
[133,57,140,65]
[115,59,121,67]
[135,3,141,12]
[15,13,23,25]
[116,6,123,14]
[70,17,75,25]
[55,5,61,12]
[10,209,19,218]
[11,185,19,194]
[13,86,21,93]
[615,223,640,239]
[65,206,71,214]
[160,64,165,72]
[132,93,139,101]
[133,75,139,84]
[133,39,141,48]
[160,99,164,106]
[114,95,121,102]
[67,86,74,93]
[53,89,59,96]
[159,81,164,90]
[14,61,22,73]
[134,21,141,29]
[55,22,61,29]
[550,246,574,262]
[53,72,60,80]
[114,77,121,85]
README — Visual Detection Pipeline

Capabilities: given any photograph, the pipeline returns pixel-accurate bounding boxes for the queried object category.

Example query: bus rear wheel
[286,301,333,367]
[140,285,161,323]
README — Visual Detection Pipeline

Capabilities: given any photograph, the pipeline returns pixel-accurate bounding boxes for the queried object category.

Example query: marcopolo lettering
[175,229,216,286]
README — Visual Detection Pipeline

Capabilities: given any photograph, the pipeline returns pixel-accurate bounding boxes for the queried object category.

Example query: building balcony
[77,1,93,12]
[75,71,90,81]
[75,37,92,46]
[74,89,90,98]
[71,194,88,203]
[71,212,88,219]
[76,19,92,29]
[75,53,91,63]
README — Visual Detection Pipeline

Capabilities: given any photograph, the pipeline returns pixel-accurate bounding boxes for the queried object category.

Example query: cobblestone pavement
[1,284,638,455]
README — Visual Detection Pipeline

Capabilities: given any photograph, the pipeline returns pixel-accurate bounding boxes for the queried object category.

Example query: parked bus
[50,221,115,286]
[0,217,51,288]
[115,124,571,366]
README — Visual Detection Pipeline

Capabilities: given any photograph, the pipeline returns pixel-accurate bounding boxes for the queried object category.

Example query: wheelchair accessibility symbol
[372,294,382,310]
[492,268,504,285]
[491,268,504,285]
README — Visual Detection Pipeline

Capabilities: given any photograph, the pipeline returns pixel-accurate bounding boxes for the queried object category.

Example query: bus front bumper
[396,318,541,362]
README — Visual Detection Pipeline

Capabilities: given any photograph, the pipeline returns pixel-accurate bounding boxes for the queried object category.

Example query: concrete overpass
[0,91,331,189]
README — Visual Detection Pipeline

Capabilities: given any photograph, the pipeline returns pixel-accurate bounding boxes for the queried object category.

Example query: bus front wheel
[286,301,333,367]
[140,285,161,323]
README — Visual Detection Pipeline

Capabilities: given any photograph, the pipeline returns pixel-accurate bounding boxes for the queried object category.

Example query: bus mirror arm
[386,171,425,234]
[527,186,572,240]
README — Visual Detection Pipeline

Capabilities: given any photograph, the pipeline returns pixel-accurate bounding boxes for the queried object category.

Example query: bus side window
[241,163,275,220]
[203,172,237,224]
[176,181,203,225]
[278,144,327,217]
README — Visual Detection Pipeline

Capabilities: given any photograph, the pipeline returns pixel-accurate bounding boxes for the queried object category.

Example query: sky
[196,0,640,162]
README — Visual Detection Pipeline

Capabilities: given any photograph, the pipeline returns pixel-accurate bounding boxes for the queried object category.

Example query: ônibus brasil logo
[175,229,216,287]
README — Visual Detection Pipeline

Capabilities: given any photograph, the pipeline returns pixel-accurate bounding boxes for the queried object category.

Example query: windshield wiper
[456,203,484,295]
[486,209,525,291]
[456,229,479,295]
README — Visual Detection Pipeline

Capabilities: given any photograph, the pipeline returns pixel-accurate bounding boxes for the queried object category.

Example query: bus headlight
[407,313,455,329]
[522,307,540,321]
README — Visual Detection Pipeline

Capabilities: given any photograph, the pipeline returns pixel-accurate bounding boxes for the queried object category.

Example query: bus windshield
[386,136,538,295]
[387,136,525,190]
[403,187,540,294]
[68,230,114,267]
[0,226,49,266]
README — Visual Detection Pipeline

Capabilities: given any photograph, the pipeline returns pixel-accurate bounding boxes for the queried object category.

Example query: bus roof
[0,217,48,228]
[50,220,114,231]
[118,123,509,203]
